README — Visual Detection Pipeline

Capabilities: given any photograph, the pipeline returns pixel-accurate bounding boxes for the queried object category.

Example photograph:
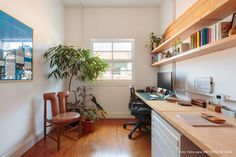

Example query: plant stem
[69,75,73,91]
[68,75,78,111]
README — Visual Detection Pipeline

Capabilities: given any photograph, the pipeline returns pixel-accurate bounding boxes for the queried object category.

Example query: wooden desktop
[136,92,236,157]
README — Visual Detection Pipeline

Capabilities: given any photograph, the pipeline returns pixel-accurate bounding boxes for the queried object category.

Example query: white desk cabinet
[151,110,208,157]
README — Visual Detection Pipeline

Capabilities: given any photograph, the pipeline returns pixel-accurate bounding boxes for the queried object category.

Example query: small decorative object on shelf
[220,22,232,38]
[180,43,190,52]
[172,38,183,54]
[163,50,172,59]
[229,13,236,36]
[229,25,236,35]
[146,32,163,51]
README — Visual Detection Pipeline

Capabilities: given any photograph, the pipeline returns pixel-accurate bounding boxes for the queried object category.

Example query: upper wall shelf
[152,34,236,67]
[151,0,236,55]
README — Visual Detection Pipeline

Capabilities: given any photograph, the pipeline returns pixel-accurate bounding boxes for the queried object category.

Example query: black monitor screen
[157,72,173,91]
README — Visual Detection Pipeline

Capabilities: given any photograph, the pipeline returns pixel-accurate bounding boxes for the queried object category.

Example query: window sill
[91,80,134,87]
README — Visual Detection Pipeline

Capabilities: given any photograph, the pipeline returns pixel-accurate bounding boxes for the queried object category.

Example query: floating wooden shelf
[151,0,236,55]
[152,34,236,67]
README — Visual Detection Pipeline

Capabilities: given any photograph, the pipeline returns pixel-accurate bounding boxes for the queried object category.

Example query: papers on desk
[149,94,162,100]
[177,113,232,127]
[137,92,163,100]
[150,94,159,98]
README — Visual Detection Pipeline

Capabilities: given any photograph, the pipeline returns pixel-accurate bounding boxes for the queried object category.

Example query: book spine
[208,27,212,43]
[199,30,201,47]
[218,22,221,40]
[197,31,200,48]
[191,34,193,49]
[202,29,205,45]
[203,28,208,45]
[211,25,215,43]
[200,29,203,46]
[193,34,195,49]
[215,24,217,41]
[194,32,197,48]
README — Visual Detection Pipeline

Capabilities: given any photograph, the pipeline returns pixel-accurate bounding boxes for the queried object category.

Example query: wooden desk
[136,92,236,157]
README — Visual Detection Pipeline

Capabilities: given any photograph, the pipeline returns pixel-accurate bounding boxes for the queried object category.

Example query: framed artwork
[0,10,33,81]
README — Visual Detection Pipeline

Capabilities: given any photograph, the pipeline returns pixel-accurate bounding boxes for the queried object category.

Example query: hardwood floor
[22,119,151,157]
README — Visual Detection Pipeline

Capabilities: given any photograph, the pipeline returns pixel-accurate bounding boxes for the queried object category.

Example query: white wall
[0,0,65,156]
[159,0,175,34]
[175,0,197,18]
[159,0,236,108]
[65,7,159,118]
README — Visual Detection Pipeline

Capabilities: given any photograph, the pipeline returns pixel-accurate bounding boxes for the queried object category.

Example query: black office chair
[123,86,151,139]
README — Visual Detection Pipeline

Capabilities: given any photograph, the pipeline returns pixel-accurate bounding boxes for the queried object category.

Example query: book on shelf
[190,20,232,50]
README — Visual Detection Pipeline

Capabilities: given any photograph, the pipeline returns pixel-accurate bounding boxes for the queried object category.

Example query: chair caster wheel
[123,124,126,129]
[128,134,132,139]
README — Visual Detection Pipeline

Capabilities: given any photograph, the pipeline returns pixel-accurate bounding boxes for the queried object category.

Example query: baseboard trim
[2,131,43,157]
[106,113,133,119]
[2,113,131,156]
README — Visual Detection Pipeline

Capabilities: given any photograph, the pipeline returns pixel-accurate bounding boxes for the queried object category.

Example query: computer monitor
[157,72,173,92]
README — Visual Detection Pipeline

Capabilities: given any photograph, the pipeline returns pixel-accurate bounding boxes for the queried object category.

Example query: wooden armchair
[43,92,81,150]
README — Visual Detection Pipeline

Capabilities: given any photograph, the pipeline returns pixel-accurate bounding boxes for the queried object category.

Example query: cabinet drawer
[152,135,179,157]
[152,123,180,151]
[152,110,181,157]
[152,111,180,142]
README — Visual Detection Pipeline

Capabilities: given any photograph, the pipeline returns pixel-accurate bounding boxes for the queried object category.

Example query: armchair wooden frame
[43,92,81,150]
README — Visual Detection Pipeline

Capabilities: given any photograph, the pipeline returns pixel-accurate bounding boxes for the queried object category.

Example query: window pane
[113,63,132,71]
[113,71,132,80]
[113,52,132,60]
[99,71,112,80]
[113,42,132,51]
[94,52,112,60]
[93,42,112,51]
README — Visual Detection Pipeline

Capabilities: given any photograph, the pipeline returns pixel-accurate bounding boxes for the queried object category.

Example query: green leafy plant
[173,38,183,53]
[44,44,109,118]
[84,107,98,121]
[146,32,163,50]
[76,85,108,121]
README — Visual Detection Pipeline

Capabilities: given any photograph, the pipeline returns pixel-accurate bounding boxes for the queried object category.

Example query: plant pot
[82,120,95,134]
[152,42,159,50]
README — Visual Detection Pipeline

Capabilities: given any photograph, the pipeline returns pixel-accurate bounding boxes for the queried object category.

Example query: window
[91,39,134,80]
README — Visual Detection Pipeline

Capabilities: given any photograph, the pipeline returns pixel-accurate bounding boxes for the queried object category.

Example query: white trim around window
[91,39,135,85]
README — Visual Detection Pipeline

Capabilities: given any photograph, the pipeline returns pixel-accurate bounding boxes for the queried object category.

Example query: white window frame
[91,39,135,85]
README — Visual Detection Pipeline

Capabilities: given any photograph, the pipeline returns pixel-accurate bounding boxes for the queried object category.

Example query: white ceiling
[62,0,162,7]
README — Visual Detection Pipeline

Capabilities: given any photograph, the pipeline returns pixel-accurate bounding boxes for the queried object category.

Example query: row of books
[191,22,231,49]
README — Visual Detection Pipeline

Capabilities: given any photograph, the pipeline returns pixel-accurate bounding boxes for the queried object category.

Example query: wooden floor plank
[22,119,151,157]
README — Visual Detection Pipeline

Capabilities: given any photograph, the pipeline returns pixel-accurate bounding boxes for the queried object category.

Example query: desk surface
[136,92,236,157]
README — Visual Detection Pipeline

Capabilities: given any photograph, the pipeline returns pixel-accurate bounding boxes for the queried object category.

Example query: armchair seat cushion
[52,112,80,123]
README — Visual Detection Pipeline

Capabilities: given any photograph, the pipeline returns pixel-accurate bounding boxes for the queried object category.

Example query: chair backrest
[43,92,59,117]
[57,91,69,113]
[129,86,136,101]
[128,86,136,109]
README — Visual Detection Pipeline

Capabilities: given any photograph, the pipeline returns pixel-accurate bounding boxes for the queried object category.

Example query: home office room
[1,0,236,157]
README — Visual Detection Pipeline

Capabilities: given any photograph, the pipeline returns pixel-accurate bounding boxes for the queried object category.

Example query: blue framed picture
[0,10,33,81]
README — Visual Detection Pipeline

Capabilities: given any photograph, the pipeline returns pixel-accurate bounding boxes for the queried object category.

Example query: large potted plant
[76,85,107,133]
[44,44,109,133]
